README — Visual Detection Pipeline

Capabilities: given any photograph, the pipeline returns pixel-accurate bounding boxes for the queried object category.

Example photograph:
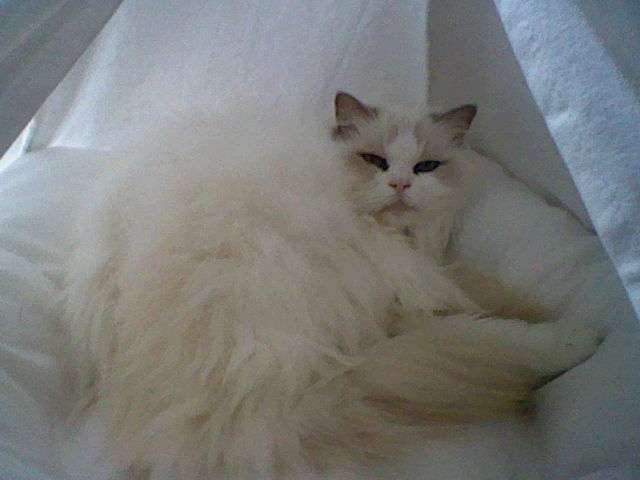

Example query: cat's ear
[431,104,477,145]
[332,91,377,140]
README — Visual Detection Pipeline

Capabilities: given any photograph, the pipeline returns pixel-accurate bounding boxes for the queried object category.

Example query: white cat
[62,92,600,479]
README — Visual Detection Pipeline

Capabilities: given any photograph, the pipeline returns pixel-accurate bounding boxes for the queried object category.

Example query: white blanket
[1,0,638,478]
[493,0,640,323]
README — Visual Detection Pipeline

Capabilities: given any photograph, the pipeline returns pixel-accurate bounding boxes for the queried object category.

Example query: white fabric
[0,0,123,157]
[427,0,591,226]
[492,0,640,320]
[0,148,102,480]
[1,147,638,479]
[32,0,428,150]
[1,0,639,478]
[579,464,640,480]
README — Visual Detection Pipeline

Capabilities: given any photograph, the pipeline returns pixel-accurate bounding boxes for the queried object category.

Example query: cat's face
[332,92,477,216]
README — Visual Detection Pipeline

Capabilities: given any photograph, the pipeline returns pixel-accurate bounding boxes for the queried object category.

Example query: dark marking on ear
[331,124,359,141]
[334,91,378,123]
[431,104,477,145]
[332,91,378,141]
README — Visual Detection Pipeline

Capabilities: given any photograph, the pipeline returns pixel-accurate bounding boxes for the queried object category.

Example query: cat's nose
[388,180,412,192]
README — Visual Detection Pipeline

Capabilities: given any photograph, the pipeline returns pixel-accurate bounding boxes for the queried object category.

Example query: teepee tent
[0,1,638,478]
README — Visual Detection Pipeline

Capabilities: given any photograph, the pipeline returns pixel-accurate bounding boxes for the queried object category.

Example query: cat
[61,92,601,479]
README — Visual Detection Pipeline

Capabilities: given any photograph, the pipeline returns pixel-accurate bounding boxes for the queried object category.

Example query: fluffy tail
[67,314,599,480]
[297,313,600,472]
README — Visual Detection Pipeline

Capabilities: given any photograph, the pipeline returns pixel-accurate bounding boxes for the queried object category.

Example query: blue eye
[413,160,441,174]
[358,153,389,171]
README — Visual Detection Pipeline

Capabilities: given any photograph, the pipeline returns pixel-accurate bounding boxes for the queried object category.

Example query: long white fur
[62,101,599,479]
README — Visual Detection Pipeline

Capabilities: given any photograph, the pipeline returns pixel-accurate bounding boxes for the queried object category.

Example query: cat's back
[68,117,468,320]
[63,123,410,379]
[81,125,357,258]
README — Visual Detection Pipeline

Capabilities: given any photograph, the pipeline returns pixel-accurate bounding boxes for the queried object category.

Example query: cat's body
[62,94,599,479]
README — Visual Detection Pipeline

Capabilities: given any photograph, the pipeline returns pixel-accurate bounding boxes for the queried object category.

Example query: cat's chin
[372,199,419,232]
[377,198,416,215]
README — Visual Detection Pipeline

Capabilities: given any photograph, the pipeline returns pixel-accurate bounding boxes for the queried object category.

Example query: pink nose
[388,180,412,192]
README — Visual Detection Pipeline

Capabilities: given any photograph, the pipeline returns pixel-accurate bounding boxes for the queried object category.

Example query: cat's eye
[358,153,389,171]
[413,160,441,174]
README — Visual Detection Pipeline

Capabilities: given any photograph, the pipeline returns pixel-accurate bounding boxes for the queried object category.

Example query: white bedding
[492,0,640,321]
[1,0,639,478]
[0,149,104,480]
[0,147,637,479]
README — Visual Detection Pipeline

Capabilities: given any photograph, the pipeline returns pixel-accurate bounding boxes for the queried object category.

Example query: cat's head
[331,92,477,215]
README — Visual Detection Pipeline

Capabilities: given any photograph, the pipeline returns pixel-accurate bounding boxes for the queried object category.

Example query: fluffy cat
[61,92,600,479]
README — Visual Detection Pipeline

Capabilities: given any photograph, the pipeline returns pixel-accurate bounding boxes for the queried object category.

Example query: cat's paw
[545,324,604,373]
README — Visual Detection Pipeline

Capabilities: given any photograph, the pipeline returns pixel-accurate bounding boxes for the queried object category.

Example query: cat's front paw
[547,324,604,373]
